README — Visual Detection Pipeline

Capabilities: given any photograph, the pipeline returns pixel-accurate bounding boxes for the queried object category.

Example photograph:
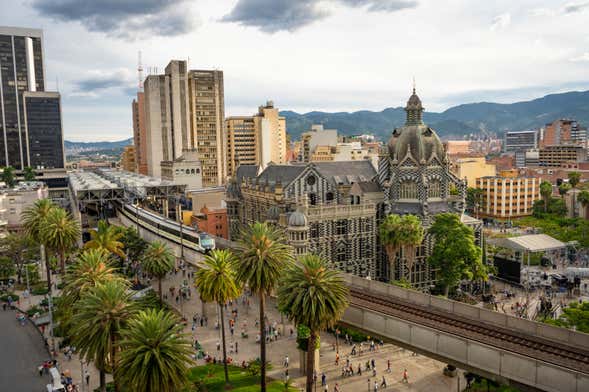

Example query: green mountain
[64,138,133,151]
[281,90,589,141]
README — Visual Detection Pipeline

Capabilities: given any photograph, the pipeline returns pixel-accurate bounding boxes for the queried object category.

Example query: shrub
[26,305,43,317]
[57,282,66,290]
[0,293,19,302]
[31,286,49,296]
[333,325,368,342]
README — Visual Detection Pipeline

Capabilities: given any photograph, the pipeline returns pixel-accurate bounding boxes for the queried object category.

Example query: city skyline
[1,0,589,141]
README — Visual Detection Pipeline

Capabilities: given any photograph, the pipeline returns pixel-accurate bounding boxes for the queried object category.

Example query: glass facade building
[0,27,46,169]
[23,92,64,169]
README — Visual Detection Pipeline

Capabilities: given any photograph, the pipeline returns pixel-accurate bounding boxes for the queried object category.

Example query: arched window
[191,169,195,174]
[428,180,441,198]
[326,192,334,203]
[399,181,417,199]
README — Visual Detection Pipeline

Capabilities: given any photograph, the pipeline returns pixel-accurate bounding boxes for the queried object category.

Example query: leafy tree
[194,249,241,385]
[466,187,483,214]
[546,301,589,333]
[278,255,348,391]
[559,182,571,198]
[85,220,125,258]
[578,190,589,220]
[0,256,15,280]
[236,222,294,392]
[1,166,15,187]
[120,227,146,263]
[142,241,175,304]
[116,309,192,392]
[379,214,402,280]
[40,208,81,274]
[427,213,484,296]
[533,198,567,217]
[71,280,135,392]
[398,215,424,283]
[540,181,553,213]
[0,233,38,284]
[23,166,36,181]
[569,172,582,217]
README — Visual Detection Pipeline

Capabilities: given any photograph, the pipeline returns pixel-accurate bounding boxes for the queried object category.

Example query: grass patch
[188,364,294,391]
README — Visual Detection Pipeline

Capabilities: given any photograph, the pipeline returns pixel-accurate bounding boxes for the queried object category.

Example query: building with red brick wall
[192,206,228,239]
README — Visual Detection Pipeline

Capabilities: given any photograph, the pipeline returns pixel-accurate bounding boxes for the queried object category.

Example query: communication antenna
[137,51,144,91]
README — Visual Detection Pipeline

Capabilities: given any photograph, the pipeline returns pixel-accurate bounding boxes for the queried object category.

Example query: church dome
[266,206,281,221]
[387,89,446,164]
[288,210,307,227]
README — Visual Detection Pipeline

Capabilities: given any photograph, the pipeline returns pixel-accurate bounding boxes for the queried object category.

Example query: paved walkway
[0,307,52,392]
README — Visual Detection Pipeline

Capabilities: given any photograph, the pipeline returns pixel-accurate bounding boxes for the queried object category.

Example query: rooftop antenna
[137,51,144,91]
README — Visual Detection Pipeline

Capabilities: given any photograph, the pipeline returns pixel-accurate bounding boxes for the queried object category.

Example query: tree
[23,166,36,181]
[0,256,15,280]
[427,213,484,296]
[0,233,38,284]
[235,222,294,392]
[466,187,483,214]
[71,280,135,392]
[120,227,146,263]
[1,166,15,187]
[40,208,81,274]
[142,241,175,304]
[22,199,56,294]
[569,171,582,217]
[194,249,241,385]
[540,181,553,213]
[398,215,424,283]
[85,220,125,258]
[559,183,571,198]
[379,214,402,280]
[277,255,348,392]
[546,301,589,333]
[116,309,192,392]
[578,190,589,220]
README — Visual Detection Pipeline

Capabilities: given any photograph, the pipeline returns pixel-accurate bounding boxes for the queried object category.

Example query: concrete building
[132,92,148,174]
[0,181,48,231]
[299,125,338,162]
[120,145,136,172]
[452,156,496,187]
[188,69,226,187]
[160,149,203,189]
[444,140,472,155]
[226,101,287,177]
[476,170,540,220]
[539,145,587,167]
[542,119,587,146]
[504,130,538,153]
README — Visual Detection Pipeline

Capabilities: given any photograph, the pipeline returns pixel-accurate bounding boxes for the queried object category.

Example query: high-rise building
[225,101,287,177]
[22,91,65,169]
[0,26,49,169]
[144,74,169,178]
[188,69,225,187]
[504,130,538,153]
[538,145,587,167]
[299,125,338,162]
[542,119,587,147]
[120,145,136,172]
[132,92,147,174]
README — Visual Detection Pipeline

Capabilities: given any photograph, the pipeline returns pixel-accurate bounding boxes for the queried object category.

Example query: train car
[120,204,215,253]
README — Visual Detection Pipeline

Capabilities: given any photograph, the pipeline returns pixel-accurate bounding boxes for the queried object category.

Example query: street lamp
[176,195,184,261]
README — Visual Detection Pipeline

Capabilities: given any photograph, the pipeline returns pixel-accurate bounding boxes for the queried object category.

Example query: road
[0,308,51,392]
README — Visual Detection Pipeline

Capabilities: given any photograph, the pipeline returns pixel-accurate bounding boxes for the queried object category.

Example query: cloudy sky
[2,0,589,141]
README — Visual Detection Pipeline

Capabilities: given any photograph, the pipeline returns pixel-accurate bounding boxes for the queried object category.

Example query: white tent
[499,234,566,253]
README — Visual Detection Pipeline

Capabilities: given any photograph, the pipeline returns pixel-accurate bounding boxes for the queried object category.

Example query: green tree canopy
[0,256,15,280]
[142,241,175,303]
[559,183,572,197]
[84,220,125,258]
[120,227,146,262]
[540,181,553,213]
[236,222,294,392]
[379,214,424,283]
[116,309,192,392]
[466,187,483,213]
[277,255,348,391]
[40,207,81,273]
[23,166,36,181]
[546,301,589,333]
[427,213,484,296]
[568,171,581,189]
[0,233,38,284]
[1,166,15,187]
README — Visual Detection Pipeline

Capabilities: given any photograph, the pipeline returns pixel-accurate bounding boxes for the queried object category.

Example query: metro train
[119,203,215,253]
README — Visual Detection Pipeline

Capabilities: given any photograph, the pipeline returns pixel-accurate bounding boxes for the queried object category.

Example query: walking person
[380,375,387,388]
[85,369,90,386]
[374,380,378,391]
[334,383,340,392]
[387,359,391,373]
[284,355,289,368]
[402,368,409,383]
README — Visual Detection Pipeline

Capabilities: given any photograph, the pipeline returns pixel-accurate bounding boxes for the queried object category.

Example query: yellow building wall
[456,157,496,187]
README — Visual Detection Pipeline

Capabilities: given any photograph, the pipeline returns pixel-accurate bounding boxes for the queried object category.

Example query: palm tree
[40,208,81,274]
[23,166,36,181]
[142,241,175,303]
[116,309,192,392]
[235,222,294,392]
[71,280,134,392]
[578,190,589,220]
[559,183,571,199]
[195,249,241,385]
[1,166,15,187]
[398,215,424,284]
[540,181,553,213]
[277,255,349,392]
[85,220,125,258]
[379,214,402,280]
[22,199,55,293]
[569,171,581,217]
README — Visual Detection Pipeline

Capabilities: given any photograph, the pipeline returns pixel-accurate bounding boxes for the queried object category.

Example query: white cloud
[490,13,511,31]
[571,52,589,62]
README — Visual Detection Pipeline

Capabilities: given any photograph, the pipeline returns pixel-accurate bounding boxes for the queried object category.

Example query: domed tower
[287,210,309,256]
[383,88,465,224]
[265,205,281,224]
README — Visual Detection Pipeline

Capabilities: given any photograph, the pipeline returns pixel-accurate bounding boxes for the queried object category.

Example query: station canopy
[493,234,566,253]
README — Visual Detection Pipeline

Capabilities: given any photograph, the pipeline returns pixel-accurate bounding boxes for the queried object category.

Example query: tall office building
[0,26,51,169]
[188,70,225,187]
[226,101,287,177]
[132,92,148,174]
[542,119,587,146]
[22,91,65,169]
[504,130,538,153]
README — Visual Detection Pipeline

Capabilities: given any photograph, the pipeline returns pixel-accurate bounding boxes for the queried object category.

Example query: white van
[46,367,66,392]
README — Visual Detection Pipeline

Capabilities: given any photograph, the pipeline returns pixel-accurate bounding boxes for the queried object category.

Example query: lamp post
[176,195,184,261]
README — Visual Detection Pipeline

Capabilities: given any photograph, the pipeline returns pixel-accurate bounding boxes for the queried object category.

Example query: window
[326,192,334,202]
[428,180,441,198]
[336,220,347,235]
[306,175,316,186]
[310,223,320,238]
[399,181,417,199]
[309,193,317,206]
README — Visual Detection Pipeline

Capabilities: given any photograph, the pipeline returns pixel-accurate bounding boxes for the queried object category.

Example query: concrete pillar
[299,348,320,375]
